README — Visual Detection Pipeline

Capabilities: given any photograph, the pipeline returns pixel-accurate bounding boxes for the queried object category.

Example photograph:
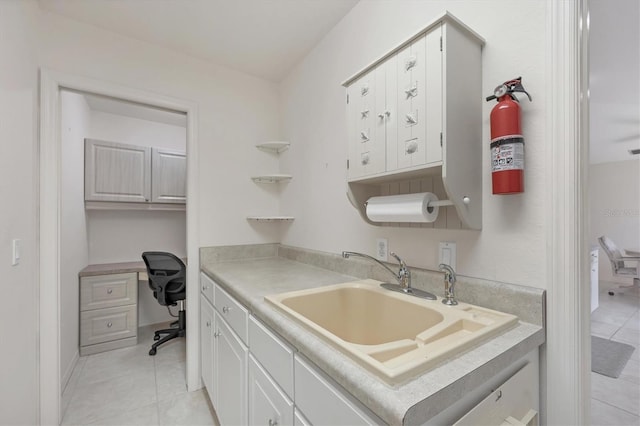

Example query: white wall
[279,1,548,288]
[0,1,39,422]
[37,9,283,247]
[60,90,91,392]
[589,160,640,282]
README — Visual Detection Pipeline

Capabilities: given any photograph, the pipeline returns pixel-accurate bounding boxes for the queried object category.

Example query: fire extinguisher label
[490,137,524,172]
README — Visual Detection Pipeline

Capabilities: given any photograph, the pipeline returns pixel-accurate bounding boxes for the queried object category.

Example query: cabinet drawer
[249,315,294,398]
[215,283,248,344]
[249,355,294,426]
[294,355,382,426]
[80,273,138,311]
[80,305,137,346]
[200,272,215,305]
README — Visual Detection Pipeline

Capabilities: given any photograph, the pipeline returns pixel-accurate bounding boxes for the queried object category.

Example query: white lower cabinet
[200,296,215,398]
[294,355,382,426]
[293,408,311,426]
[249,355,294,426]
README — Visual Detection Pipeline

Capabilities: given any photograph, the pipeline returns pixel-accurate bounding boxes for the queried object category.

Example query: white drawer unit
[80,272,137,311]
[249,355,294,426]
[294,355,383,426]
[249,315,294,398]
[200,272,215,306]
[80,272,138,356]
[215,282,249,344]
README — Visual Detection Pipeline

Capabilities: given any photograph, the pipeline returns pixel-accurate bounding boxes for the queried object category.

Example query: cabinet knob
[222,306,230,314]
[269,419,278,426]
[214,331,221,338]
[107,288,113,294]
[107,322,113,328]
[206,321,211,327]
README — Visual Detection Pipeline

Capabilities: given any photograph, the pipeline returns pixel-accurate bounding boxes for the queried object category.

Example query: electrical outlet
[12,239,21,266]
[376,238,388,261]
[438,242,456,270]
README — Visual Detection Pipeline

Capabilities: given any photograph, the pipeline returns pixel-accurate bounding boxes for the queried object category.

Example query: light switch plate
[376,238,388,261]
[439,242,456,270]
[12,239,21,266]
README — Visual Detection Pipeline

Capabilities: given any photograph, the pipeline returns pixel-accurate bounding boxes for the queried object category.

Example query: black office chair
[142,251,186,356]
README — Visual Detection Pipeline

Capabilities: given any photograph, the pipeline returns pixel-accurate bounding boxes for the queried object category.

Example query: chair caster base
[608,291,615,296]
[149,348,157,356]
[154,334,161,341]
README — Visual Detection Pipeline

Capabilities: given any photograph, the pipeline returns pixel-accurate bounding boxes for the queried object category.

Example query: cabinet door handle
[107,322,113,328]
[268,420,278,426]
[107,288,113,294]
[378,110,391,119]
[202,285,207,291]
[206,321,211,327]
[214,330,220,338]
[222,306,231,314]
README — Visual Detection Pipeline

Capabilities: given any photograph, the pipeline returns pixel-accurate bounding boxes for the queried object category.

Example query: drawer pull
[107,288,113,294]
[107,322,113,328]
[206,321,211,327]
[269,419,278,426]
[214,331,221,338]
[222,306,231,314]
[202,285,207,291]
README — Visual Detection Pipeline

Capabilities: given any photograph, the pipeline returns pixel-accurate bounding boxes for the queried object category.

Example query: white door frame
[39,69,200,424]
[545,0,590,424]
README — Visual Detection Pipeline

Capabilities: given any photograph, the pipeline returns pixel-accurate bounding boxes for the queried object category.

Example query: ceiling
[38,0,358,82]
[589,0,640,163]
[41,0,638,164]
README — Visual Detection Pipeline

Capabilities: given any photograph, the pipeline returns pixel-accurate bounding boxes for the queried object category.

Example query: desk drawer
[215,283,248,344]
[80,305,137,346]
[80,273,138,311]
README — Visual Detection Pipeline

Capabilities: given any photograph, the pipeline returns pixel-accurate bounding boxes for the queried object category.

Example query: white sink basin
[265,280,518,385]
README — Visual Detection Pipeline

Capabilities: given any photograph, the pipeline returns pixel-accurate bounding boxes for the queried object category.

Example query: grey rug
[591,335,635,378]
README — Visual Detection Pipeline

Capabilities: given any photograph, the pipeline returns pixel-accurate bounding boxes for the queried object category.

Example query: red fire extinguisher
[486,77,532,194]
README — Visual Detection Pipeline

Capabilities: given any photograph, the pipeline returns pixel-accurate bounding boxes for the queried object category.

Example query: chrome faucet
[439,264,458,305]
[342,251,436,300]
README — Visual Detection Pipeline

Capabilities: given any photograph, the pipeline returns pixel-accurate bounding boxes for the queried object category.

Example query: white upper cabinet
[343,12,484,230]
[84,139,151,203]
[84,139,186,207]
[151,147,186,203]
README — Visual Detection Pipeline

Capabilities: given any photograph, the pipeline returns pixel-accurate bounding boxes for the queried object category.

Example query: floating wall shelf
[246,216,295,222]
[256,141,290,153]
[251,174,293,184]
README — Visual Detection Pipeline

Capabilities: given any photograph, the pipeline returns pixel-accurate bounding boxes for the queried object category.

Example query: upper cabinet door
[151,148,186,204]
[85,139,151,203]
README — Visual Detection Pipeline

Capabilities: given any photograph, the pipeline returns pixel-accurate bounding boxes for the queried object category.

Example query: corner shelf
[249,142,294,221]
[250,174,292,184]
[256,141,290,153]
[246,216,295,222]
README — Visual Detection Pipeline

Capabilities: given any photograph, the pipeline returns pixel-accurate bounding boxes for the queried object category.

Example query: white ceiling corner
[37,0,359,82]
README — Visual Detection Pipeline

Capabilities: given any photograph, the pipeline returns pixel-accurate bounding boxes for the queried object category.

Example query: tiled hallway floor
[62,323,218,426]
[591,280,640,426]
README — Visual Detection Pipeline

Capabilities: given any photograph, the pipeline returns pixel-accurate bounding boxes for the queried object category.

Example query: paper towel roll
[366,192,439,223]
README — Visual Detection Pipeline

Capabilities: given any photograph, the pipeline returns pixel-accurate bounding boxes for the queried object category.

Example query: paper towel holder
[363,196,470,213]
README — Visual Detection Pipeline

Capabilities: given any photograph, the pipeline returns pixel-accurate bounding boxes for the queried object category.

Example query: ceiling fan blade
[611,133,640,143]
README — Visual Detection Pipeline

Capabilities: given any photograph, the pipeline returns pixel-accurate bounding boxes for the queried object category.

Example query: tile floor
[591,280,640,426]
[62,323,218,426]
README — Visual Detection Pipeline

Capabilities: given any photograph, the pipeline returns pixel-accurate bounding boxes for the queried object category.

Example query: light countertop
[200,245,545,425]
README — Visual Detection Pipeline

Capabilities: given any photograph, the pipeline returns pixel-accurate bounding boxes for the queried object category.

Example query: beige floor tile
[80,344,155,384]
[88,402,159,426]
[591,320,620,339]
[619,358,640,385]
[591,398,639,426]
[157,389,218,426]
[592,306,637,328]
[592,372,640,416]
[613,327,640,347]
[156,360,188,403]
[62,356,87,419]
